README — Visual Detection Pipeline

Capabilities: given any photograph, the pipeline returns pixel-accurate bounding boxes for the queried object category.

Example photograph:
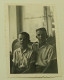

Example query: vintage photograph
[6,4,60,77]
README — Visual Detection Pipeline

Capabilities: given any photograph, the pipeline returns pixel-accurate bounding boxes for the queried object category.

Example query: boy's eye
[20,38,22,40]
[38,34,40,36]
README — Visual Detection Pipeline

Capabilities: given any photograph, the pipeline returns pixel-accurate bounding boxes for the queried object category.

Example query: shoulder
[12,39,20,52]
[46,43,53,47]
[13,47,21,53]
[32,42,39,51]
[46,43,53,50]
[27,42,33,50]
[28,42,38,48]
[32,42,39,47]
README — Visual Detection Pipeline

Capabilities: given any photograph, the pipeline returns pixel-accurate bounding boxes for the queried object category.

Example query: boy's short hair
[36,28,48,38]
[36,28,46,32]
[18,32,30,42]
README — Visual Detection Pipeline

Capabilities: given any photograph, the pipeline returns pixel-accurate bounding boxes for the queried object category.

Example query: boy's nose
[40,35,42,38]
[20,38,23,41]
[21,39,23,41]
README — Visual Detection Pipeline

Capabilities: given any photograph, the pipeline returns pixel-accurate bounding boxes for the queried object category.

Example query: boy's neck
[20,44,28,50]
[39,41,46,48]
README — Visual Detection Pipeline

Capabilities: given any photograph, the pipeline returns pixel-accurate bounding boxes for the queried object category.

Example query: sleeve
[29,51,36,64]
[47,47,53,63]
[12,51,15,63]
[26,51,36,73]
[12,50,19,66]
[42,46,53,72]
[11,50,17,73]
[43,46,53,66]
[32,42,38,52]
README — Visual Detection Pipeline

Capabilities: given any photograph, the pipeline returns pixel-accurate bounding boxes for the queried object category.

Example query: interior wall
[9,6,17,51]
[9,5,55,48]
[22,5,44,42]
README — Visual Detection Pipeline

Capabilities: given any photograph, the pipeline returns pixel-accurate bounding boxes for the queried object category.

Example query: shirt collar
[23,49,27,53]
[38,42,47,49]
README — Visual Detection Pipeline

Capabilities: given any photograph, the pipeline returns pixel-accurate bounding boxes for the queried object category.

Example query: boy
[12,32,36,73]
[33,28,53,73]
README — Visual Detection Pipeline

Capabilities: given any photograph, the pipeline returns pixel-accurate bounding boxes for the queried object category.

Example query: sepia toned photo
[5,4,61,77]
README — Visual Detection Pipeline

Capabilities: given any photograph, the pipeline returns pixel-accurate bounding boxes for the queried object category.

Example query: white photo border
[5,3,62,78]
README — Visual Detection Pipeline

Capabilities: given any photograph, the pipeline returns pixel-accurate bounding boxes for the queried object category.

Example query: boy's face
[18,34,27,45]
[36,30,46,42]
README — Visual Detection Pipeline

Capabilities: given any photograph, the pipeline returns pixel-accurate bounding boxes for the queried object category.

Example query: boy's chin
[20,42,23,45]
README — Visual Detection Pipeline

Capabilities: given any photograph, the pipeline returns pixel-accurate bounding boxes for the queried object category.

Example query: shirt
[12,47,33,69]
[33,42,53,66]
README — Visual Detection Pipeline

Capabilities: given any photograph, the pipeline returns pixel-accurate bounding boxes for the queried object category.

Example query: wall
[9,6,17,51]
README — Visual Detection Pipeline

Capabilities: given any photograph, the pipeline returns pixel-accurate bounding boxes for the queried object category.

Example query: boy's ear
[36,36,37,38]
[18,38,19,41]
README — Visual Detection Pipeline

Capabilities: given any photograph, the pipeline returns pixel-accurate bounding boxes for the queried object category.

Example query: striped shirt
[12,47,33,69]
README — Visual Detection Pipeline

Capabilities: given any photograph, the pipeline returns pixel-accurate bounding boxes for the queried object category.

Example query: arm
[44,47,53,64]
[23,51,36,73]
[42,47,53,72]
[12,50,19,73]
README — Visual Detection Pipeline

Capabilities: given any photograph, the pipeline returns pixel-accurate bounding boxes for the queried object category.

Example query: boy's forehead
[36,30,44,34]
[19,34,22,36]
[18,34,25,37]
